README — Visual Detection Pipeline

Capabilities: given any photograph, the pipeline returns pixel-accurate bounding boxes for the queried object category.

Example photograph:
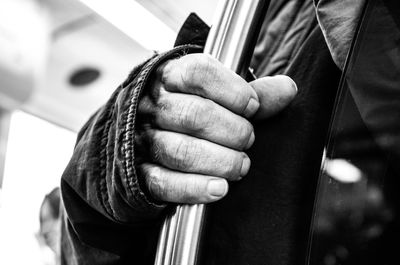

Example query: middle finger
[139,92,255,150]
[146,129,251,181]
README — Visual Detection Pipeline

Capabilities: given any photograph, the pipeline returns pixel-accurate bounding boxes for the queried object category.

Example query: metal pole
[155,1,269,264]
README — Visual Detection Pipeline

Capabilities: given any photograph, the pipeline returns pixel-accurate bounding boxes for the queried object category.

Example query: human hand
[136,54,297,204]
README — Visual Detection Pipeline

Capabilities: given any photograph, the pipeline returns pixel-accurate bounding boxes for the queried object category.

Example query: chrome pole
[155,1,269,264]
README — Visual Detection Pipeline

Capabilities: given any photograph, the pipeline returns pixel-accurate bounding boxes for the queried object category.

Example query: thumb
[250,75,297,120]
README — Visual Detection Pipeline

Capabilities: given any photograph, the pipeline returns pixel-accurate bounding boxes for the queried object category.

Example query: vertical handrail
[155,1,269,264]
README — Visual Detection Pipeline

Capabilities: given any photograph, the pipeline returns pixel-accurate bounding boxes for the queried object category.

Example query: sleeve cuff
[120,45,203,213]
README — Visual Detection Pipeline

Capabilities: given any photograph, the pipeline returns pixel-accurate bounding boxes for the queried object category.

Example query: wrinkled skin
[136,53,297,204]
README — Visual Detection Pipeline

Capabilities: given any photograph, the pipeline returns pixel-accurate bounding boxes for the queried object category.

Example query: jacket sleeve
[60,45,202,265]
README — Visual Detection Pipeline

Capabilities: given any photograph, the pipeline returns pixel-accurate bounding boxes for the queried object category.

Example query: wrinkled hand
[136,54,297,204]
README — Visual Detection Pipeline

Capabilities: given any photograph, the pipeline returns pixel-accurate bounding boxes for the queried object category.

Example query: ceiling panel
[9,0,218,131]
[24,2,152,131]
[136,0,217,31]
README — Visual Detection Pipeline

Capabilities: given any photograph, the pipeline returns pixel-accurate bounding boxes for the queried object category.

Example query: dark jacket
[60,1,363,264]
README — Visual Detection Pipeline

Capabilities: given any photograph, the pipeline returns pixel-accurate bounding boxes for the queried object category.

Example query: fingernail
[241,155,251,176]
[207,179,228,197]
[245,131,255,149]
[244,98,260,118]
[288,76,298,93]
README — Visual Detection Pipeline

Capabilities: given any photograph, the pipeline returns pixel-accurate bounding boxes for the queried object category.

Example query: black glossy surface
[308,1,400,264]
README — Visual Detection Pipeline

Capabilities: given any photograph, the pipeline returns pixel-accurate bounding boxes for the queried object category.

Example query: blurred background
[0,0,214,264]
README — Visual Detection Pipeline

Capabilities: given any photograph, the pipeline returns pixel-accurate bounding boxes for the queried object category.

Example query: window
[307,0,400,264]
[0,111,76,265]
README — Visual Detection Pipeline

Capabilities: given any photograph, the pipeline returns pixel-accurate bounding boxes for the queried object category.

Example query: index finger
[158,53,260,118]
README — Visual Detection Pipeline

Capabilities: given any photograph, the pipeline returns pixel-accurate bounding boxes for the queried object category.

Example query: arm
[60,46,199,265]
[60,46,297,264]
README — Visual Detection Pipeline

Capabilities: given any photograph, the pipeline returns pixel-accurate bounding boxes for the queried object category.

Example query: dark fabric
[60,45,203,265]
[61,4,346,265]
[200,25,340,265]
[252,0,365,74]
[308,1,400,264]
[315,0,366,69]
[174,12,210,47]
[251,0,317,76]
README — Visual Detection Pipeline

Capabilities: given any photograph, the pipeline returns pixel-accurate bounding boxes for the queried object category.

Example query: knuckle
[155,93,171,114]
[179,183,197,203]
[225,117,254,150]
[178,98,214,132]
[234,91,251,113]
[183,55,217,89]
[223,151,243,180]
[173,138,201,171]
[145,166,166,200]
[201,100,217,129]
[179,100,200,129]
[150,138,162,161]
[158,59,175,85]
[179,178,203,203]
[148,132,168,164]
[237,121,254,149]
